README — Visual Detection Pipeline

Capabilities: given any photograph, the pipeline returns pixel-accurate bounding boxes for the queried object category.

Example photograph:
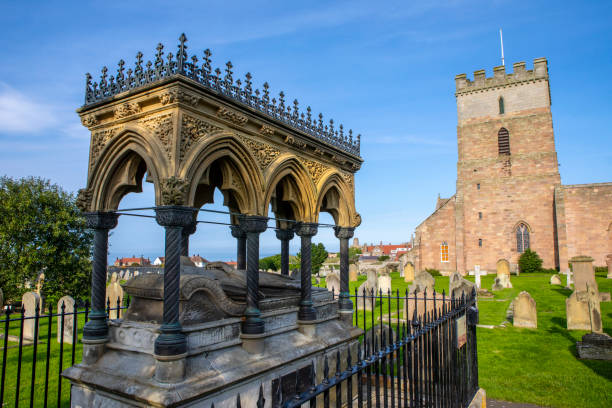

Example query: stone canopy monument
[64,34,364,407]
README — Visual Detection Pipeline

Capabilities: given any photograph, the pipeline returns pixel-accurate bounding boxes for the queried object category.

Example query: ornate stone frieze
[160,177,190,206]
[340,171,354,192]
[90,128,117,169]
[114,101,141,119]
[81,114,98,128]
[351,162,362,171]
[76,188,93,212]
[237,135,280,170]
[331,155,345,165]
[313,148,324,156]
[180,114,222,160]
[216,107,248,126]
[138,113,174,160]
[260,125,274,136]
[159,89,200,106]
[298,158,329,183]
[284,135,306,149]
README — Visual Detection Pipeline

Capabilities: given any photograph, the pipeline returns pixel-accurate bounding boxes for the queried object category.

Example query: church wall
[556,183,612,268]
[414,199,456,274]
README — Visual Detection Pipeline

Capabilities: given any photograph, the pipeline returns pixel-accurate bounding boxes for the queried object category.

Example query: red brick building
[411,58,612,275]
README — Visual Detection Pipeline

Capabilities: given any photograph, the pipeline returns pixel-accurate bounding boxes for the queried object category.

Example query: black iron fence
[0,297,128,408]
[278,288,479,408]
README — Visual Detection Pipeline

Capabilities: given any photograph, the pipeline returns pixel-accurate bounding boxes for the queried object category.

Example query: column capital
[155,206,198,227]
[334,226,355,240]
[295,222,318,237]
[230,224,247,239]
[183,221,197,236]
[85,211,119,230]
[275,227,295,241]
[239,215,268,234]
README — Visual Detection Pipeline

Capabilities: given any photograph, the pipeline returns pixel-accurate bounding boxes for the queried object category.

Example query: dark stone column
[239,215,268,334]
[230,224,247,270]
[275,228,294,276]
[154,206,198,356]
[334,226,355,312]
[295,223,318,321]
[181,221,197,257]
[82,212,119,341]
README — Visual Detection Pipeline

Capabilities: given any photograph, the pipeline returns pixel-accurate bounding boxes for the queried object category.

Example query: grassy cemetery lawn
[316,270,612,408]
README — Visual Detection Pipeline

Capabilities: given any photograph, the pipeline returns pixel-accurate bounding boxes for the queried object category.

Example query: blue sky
[1,1,611,261]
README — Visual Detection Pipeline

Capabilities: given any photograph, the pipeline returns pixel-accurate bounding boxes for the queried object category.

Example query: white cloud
[0,83,59,133]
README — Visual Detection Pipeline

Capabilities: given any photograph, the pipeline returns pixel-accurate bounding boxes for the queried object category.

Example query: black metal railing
[83,34,361,156]
[280,288,479,408]
[0,297,128,408]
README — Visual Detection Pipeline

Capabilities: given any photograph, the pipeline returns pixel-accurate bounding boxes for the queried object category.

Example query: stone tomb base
[64,273,362,407]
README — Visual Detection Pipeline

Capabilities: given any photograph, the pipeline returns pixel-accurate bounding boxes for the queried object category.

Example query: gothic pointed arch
[514,221,531,253]
[262,154,317,223]
[86,127,166,211]
[315,171,358,227]
[182,132,263,215]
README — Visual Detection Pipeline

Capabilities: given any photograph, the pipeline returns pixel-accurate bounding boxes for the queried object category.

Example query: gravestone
[106,273,124,319]
[57,296,76,344]
[349,264,358,282]
[571,256,597,293]
[566,291,591,330]
[364,324,396,349]
[449,273,475,299]
[22,291,41,341]
[474,265,482,289]
[550,275,562,285]
[586,282,603,333]
[512,291,537,329]
[366,268,377,283]
[326,272,340,295]
[492,259,512,291]
[403,262,415,283]
[408,271,434,294]
[357,271,379,311]
[378,273,392,295]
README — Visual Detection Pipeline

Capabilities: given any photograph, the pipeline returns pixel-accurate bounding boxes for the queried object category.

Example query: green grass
[316,270,612,408]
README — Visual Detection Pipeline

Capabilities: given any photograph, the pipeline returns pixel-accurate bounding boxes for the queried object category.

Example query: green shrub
[594,266,608,275]
[541,268,557,274]
[378,255,390,261]
[518,249,543,273]
[425,268,441,277]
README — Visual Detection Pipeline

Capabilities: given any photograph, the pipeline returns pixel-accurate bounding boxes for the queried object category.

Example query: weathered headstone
[512,291,537,329]
[357,271,379,311]
[550,274,562,285]
[378,274,392,295]
[404,290,447,321]
[474,265,482,289]
[403,262,415,283]
[496,259,510,276]
[492,259,512,291]
[450,273,475,299]
[57,296,76,344]
[564,269,573,288]
[349,264,358,282]
[409,271,434,294]
[366,268,377,283]
[566,291,591,330]
[22,291,41,341]
[571,256,597,293]
[106,273,124,319]
[326,272,340,295]
[364,324,396,349]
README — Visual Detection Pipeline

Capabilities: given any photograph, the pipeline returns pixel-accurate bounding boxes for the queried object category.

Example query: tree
[518,249,543,274]
[259,254,281,271]
[348,247,362,264]
[0,177,93,305]
[295,242,329,275]
[378,255,390,262]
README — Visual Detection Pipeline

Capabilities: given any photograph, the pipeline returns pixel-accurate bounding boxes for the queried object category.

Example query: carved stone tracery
[217,107,248,126]
[90,128,117,170]
[114,101,141,119]
[180,114,223,160]
[138,113,174,160]
[160,177,190,206]
[237,135,280,170]
[299,157,329,183]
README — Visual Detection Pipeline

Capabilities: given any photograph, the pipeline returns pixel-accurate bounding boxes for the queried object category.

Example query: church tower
[454,58,561,272]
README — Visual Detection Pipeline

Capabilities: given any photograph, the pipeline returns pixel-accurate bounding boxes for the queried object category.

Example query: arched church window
[516,223,530,253]
[498,127,510,155]
[499,97,505,114]
[440,242,449,263]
